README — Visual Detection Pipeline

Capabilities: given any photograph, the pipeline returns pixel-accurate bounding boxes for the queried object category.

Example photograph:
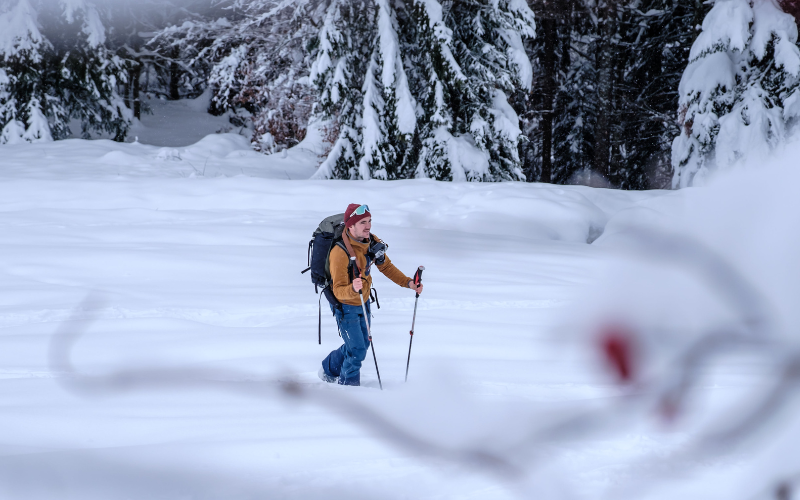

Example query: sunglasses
[351,204,370,217]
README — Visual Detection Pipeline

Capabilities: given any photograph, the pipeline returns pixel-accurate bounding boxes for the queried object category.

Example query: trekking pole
[353,257,383,390]
[405,266,424,382]
[359,287,383,390]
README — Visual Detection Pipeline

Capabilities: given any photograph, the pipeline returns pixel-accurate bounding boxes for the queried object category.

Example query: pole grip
[413,266,424,298]
[348,256,356,284]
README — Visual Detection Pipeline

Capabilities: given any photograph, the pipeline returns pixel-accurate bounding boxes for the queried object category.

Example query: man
[319,203,424,386]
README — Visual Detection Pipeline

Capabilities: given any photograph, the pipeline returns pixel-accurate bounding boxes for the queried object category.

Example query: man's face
[350,216,371,240]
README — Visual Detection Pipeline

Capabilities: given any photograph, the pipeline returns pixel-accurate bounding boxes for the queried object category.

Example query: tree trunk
[692,0,705,43]
[539,2,558,183]
[169,47,180,100]
[132,63,142,120]
[593,0,617,178]
[124,68,131,110]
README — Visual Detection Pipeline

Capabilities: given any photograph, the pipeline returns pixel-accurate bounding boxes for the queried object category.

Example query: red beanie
[344,203,371,227]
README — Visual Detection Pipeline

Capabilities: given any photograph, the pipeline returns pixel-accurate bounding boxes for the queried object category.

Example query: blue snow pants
[321,301,371,386]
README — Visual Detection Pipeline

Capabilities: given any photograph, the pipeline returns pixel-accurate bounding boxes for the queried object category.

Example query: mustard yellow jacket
[330,232,411,306]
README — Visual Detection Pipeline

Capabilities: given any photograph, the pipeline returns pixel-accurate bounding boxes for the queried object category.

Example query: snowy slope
[0,132,798,499]
[1,133,318,179]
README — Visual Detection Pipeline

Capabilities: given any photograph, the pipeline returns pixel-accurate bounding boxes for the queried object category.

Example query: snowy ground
[0,132,798,499]
[125,90,243,148]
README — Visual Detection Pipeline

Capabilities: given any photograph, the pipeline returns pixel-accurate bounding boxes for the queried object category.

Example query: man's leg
[338,304,370,386]
[321,304,346,379]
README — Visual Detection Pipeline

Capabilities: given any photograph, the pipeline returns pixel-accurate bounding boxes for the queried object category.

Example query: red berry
[600,327,635,383]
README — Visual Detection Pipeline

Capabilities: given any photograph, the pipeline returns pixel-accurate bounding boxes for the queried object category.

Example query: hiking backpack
[303,213,345,294]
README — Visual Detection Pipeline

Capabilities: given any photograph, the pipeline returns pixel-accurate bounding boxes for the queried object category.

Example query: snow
[501,0,536,89]
[125,90,246,148]
[673,0,800,187]
[417,0,466,81]
[312,124,356,179]
[716,84,785,166]
[308,0,339,88]
[434,126,490,181]
[0,119,25,144]
[689,0,752,60]
[750,0,800,74]
[501,28,533,90]
[2,98,800,498]
[490,88,522,140]
[376,0,416,135]
[60,0,106,47]
[0,0,45,60]
[0,133,318,179]
[358,54,381,179]
[0,138,664,500]
[22,97,52,142]
[678,51,735,106]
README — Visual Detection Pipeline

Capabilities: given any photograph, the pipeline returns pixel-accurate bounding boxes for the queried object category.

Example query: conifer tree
[408,0,464,181]
[311,0,535,181]
[440,0,535,181]
[673,0,800,187]
[311,0,374,179]
[0,0,130,144]
[0,0,55,143]
[358,0,416,180]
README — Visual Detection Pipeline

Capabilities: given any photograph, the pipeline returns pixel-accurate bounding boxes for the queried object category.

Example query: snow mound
[99,150,145,166]
[156,148,182,161]
[0,134,316,179]
[181,133,253,159]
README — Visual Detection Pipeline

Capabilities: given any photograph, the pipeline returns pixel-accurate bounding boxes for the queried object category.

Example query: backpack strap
[330,240,351,281]
[318,292,322,345]
[341,230,361,277]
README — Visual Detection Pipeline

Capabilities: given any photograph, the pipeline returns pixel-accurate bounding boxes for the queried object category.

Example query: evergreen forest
[3,0,800,188]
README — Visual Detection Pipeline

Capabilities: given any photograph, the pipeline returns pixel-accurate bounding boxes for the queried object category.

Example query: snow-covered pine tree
[311,0,375,179]
[147,17,228,101]
[358,0,416,180]
[59,0,131,140]
[408,0,465,181]
[313,0,535,181]
[436,0,535,181]
[0,0,130,144]
[313,0,419,180]
[673,0,800,188]
[137,0,534,181]
[0,0,55,143]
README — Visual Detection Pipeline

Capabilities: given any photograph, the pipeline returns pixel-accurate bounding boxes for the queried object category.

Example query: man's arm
[376,255,413,288]
[330,246,361,303]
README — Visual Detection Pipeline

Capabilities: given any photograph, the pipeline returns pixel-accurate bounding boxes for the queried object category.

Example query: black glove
[369,241,387,266]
